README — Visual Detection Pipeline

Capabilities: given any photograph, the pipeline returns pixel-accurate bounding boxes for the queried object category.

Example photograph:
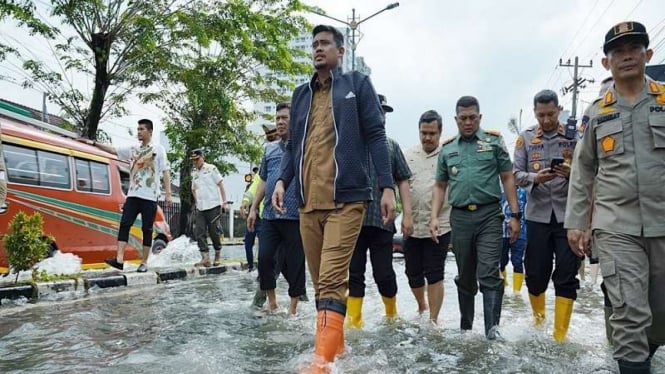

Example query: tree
[18,0,174,139]
[0,0,56,61]
[507,116,519,135]
[148,0,311,235]
[4,211,50,283]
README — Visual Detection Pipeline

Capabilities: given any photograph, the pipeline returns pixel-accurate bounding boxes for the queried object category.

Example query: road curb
[35,279,83,300]
[0,284,35,305]
[0,261,246,307]
[85,275,127,289]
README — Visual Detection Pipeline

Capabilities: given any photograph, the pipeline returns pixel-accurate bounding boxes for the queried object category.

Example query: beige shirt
[405,144,451,238]
[302,77,338,213]
[566,77,665,237]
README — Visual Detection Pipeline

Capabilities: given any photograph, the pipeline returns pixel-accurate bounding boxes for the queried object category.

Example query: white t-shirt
[116,142,169,202]
[192,162,223,211]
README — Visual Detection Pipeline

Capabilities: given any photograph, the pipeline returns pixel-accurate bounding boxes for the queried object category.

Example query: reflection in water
[0,248,663,373]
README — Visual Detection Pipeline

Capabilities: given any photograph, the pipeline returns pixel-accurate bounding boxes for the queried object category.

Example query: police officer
[513,89,580,343]
[431,95,521,340]
[566,21,664,374]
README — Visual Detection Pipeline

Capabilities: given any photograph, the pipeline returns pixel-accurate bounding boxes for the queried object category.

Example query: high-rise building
[251,28,372,129]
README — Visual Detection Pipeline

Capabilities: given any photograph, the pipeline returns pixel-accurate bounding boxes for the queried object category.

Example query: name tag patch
[597,112,620,125]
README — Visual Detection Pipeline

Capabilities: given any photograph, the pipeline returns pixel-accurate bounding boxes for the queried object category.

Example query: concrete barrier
[0,285,35,304]
[0,260,247,307]
[124,272,159,287]
[85,275,127,289]
[35,279,84,300]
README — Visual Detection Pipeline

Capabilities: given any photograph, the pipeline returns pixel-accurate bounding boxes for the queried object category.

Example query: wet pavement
[0,245,663,373]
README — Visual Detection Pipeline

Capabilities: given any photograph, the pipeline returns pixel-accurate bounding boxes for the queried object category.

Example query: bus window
[90,161,110,194]
[75,159,91,191]
[4,144,39,185]
[38,150,70,189]
[75,158,110,194]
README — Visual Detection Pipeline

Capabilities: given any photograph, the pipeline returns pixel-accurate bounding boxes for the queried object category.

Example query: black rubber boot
[483,290,503,340]
[458,292,475,331]
[617,359,651,374]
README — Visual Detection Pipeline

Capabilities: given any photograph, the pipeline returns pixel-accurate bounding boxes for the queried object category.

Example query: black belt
[452,201,499,211]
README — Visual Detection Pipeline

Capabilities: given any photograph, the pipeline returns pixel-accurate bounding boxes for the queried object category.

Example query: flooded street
[0,245,663,373]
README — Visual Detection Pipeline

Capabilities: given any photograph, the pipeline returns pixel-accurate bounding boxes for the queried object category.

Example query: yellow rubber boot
[501,270,508,287]
[381,296,398,320]
[528,292,546,326]
[345,296,363,329]
[553,296,574,342]
[513,272,524,293]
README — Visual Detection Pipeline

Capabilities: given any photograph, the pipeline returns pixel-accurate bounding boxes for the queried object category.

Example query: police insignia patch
[562,148,573,161]
[530,137,542,145]
[516,136,525,149]
[533,162,541,171]
[601,136,615,153]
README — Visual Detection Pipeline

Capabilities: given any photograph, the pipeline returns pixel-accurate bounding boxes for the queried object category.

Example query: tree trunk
[178,157,194,237]
[84,32,112,140]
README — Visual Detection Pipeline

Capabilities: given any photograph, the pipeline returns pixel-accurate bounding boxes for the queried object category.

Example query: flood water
[0,245,663,373]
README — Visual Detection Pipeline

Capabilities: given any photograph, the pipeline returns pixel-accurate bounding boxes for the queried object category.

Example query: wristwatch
[509,212,522,219]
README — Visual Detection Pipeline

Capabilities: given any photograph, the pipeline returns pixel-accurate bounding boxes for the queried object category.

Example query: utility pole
[559,57,593,119]
[311,3,399,71]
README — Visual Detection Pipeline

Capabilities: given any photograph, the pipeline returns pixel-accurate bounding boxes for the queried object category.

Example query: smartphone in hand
[550,157,565,170]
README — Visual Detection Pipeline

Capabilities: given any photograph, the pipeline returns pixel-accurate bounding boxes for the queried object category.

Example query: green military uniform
[436,127,513,338]
[565,77,665,363]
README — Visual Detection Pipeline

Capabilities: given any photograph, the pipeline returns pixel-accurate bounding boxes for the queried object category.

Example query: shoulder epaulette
[525,124,537,132]
[485,129,501,137]
[441,136,456,146]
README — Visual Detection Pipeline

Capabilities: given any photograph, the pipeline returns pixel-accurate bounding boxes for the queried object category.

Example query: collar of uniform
[423,143,442,157]
[313,75,332,90]
[472,127,488,141]
[456,128,486,143]
[557,123,565,137]
[140,141,154,149]
[309,67,342,89]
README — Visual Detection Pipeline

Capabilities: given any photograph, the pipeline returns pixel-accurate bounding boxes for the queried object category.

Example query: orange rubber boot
[307,310,345,373]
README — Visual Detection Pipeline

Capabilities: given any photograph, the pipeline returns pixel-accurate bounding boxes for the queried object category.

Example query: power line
[570,0,617,57]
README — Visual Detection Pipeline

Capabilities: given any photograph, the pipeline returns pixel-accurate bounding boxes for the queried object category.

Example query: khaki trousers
[299,202,366,302]
[595,230,665,362]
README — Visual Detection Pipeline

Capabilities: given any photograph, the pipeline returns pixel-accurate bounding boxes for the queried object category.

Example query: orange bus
[0,110,172,273]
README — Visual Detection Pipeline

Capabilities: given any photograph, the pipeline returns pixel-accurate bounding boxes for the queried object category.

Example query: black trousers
[349,226,397,298]
[258,219,306,297]
[117,197,157,247]
[404,233,449,289]
[524,214,580,299]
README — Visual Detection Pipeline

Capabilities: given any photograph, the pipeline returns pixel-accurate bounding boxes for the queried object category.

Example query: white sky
[2,0,665,204]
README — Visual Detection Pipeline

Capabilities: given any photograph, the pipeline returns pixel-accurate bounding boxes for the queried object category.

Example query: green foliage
[147,0,312,208]
[0,0,56,60]
[13,0,172,138]
[4,211,50,283]
[31,269,80,284]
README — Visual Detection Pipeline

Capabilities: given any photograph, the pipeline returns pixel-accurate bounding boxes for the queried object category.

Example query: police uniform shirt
[513,124,578,224]
[436,128,513,207]
[565,77,665,237]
